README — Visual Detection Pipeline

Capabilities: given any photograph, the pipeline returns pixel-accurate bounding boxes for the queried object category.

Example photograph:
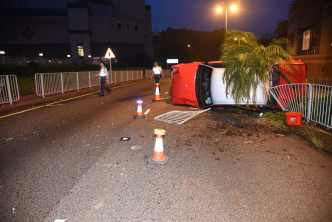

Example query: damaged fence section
[270,83,332,129]
[154,108,211,125]
[0,75,20,105]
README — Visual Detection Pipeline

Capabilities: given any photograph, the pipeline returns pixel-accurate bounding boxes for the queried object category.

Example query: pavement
[0,78,332,222]
[0,79,150,117]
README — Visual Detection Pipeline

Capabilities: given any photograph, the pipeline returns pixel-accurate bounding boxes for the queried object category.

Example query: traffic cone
[147,129,168,165]
[153,83,161,101]
[134,99,145,119]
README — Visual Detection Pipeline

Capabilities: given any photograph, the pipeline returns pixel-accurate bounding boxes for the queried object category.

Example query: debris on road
[154,108,211,125]
[130,145,141,150]
[119,137,131,141]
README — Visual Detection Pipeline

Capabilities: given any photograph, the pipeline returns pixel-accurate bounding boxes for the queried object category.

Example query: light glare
[230,5,238,12]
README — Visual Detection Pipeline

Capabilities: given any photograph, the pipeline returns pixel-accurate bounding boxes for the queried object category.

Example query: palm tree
[220,30,293,105]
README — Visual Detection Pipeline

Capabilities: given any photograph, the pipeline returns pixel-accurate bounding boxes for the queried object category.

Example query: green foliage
[263,111,286,128]
[220,30,293,105]
[0,63,99,78]
[17,76,35,93]
[305,128,323,149]
[274,20,288,39]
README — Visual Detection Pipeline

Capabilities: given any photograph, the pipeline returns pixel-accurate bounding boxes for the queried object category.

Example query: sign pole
[109,58,112,85]
[104,47,116,86]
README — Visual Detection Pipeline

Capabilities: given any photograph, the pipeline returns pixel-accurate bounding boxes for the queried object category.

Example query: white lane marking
[144,109,151,115]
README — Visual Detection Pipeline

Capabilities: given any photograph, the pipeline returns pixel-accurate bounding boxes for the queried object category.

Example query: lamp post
[216,4,238,38]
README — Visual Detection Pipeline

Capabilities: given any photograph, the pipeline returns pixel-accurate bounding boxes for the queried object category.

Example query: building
[0,0,153,62]
[287,0,332,84]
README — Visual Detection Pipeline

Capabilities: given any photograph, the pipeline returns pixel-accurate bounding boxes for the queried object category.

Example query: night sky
[3,0,294,37]
[146,0,294,37]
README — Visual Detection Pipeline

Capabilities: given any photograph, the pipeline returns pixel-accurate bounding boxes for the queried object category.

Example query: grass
[304,127,323,149]
[17,76,35,94]
[261,111,287,129]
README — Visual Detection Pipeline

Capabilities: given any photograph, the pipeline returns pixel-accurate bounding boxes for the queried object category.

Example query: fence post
[14,75,20,101]
[127,71,129,82]
[60,73,64,94]
[121,71,123,82]
[307,84,312,122]
[88,72,91,89]
[76,72,79,91]
[5,75,13,105]
[114,71,116,83]
[40,74,45,98]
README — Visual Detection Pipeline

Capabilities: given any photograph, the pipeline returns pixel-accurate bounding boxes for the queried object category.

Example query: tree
[220,30,293,105]
[259,32,274,46]
[274,20,288,39]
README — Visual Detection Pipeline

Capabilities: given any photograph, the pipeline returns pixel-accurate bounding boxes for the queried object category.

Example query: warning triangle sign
[104,48,116,59]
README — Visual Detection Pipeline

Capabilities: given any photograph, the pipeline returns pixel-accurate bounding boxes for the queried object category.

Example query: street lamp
[216,3,238,37]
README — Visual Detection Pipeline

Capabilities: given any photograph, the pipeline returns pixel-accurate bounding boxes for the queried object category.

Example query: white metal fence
[35,69,173,98]
[0,75,20,105]
[270,83,332,129]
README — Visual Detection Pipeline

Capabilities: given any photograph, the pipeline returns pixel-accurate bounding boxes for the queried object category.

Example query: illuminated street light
[0,51,5,55]
[39,53,43,57]
[230,5,238,12]
[215,3,239,37]
[187,44,191,48]
[67,54,71,58]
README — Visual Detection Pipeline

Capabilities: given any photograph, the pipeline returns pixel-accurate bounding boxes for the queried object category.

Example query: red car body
[171,60,306,109]
[171,62,202,108]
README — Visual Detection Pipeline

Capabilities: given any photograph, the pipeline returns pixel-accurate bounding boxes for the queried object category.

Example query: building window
[297,24,317,55]
[116,22,122,31]
[78,43,84,58]
[125,23,131,31]
[133,24,139,32]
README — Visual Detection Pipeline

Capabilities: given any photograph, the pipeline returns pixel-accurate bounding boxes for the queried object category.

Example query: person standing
[152,61,163,84]
[95,61,111,96]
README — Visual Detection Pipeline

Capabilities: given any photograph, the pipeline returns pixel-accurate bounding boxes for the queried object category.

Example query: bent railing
[270,83,332,129]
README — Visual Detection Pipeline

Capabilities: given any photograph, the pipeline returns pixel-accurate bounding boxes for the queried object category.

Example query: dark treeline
[153,27,225,63]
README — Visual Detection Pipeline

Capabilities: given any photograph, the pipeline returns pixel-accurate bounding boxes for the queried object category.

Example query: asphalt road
[0,78,331,222]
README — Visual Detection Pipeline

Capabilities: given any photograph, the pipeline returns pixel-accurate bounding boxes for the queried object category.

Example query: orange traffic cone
[148,129,168,165]
[153,83,161,101]
[134,99,145,119]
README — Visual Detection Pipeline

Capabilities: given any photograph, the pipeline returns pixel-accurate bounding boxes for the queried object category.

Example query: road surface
[0,78,331,222]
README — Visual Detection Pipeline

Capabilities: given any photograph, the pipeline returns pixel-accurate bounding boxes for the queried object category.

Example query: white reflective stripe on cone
[154,138,164,152]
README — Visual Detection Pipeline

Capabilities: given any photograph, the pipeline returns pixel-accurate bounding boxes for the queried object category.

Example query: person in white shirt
[152,61,163,84]
[95,61,111,96]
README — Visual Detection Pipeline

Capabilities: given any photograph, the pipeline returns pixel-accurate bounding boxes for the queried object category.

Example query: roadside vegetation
[220,30,293,105]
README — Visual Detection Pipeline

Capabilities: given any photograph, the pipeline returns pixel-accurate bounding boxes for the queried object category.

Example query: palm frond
[220,30,293,105]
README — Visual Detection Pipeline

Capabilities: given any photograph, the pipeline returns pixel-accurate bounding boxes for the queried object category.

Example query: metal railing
[0,75,20,105]
[35,69,172,98]
[270,83,332,129]
[35,69,166,98]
